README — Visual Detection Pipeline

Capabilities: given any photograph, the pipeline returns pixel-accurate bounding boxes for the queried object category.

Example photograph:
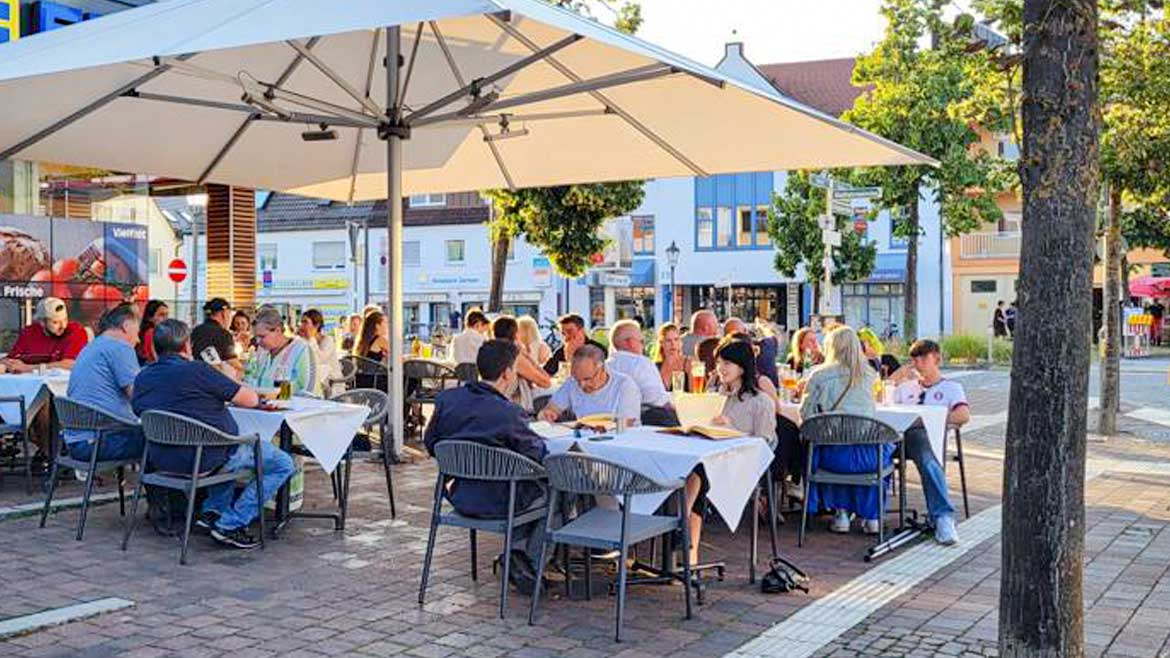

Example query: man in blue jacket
[424,339,548,594]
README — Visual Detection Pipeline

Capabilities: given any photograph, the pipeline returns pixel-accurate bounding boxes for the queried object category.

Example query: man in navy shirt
[133,319,293,550]
[425,339,548,593]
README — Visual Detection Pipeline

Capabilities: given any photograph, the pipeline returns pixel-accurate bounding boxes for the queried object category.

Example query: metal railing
[959,232,1022,259]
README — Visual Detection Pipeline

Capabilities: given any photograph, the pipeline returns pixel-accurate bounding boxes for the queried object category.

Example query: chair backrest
[432,440,546,481]
[404,358,457,381]
[334,356,358,382]
[344,355,388,377]
[453,362,479,384]
[800,413,901,447]
[543,453,681,496]
[140,410,253,448]
[330,388,389,427]
[53,397,139,433]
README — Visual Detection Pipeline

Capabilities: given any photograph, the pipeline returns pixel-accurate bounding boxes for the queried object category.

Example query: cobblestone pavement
[0,367,1166,658]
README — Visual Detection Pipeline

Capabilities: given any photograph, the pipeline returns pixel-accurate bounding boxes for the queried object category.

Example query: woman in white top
[517,316,552,368]
[298,309,340,394]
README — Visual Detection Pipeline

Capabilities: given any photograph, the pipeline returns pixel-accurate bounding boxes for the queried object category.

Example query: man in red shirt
[2,297,89,372]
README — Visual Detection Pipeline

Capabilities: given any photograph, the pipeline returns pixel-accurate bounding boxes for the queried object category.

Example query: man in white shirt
[451,309,489,364]
[606,319,670,409]
[681,309,719,359]
[892,339,970,546]
[538,345,641,428]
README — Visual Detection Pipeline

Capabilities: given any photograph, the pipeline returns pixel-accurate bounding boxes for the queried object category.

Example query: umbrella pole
[386,25,405,458]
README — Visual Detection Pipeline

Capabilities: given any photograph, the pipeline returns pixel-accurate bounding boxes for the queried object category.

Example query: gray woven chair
[39,398,140,540]
[404,359,458,439]
[328,356,358,391]
[345,355,389,391]
[419,440,547,619]
[123,411,264,565]
[529,453,692,643]
[453,362,478,384]
[799,413,904,548]
[0,395,34,494]
[945,423,970,518]
[329,388,393,523]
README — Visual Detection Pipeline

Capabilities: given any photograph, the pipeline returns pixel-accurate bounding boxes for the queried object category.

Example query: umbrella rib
[286,39,382,116]
[128,91,374,128]
[196,40,329,187]
[349,29,384,205]
[429,20,517,192]
[487,14,708,177]
[0,53,196,162]
[398,24,422,118]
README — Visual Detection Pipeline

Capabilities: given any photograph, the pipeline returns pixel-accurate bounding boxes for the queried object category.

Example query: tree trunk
[487,234,510,313]
[999,1,1098,657]
[1098,188,1122,436]
[903,200,919,341]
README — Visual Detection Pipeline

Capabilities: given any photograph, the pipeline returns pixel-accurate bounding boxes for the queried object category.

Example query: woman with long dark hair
[356,311,389,362]
[137,300,169,364]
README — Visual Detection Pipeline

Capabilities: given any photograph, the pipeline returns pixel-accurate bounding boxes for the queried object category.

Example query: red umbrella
[1130,276,1170,298]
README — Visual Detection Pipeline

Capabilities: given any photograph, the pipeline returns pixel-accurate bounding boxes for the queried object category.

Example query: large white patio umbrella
[0,0,935,451]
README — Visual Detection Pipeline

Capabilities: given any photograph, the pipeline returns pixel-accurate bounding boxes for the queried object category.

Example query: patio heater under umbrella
[0,0,935,453]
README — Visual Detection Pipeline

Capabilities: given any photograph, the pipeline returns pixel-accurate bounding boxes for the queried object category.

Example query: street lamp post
[666,240,680,325]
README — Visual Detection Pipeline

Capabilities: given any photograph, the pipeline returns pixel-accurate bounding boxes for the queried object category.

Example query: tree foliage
[767,172,878,306]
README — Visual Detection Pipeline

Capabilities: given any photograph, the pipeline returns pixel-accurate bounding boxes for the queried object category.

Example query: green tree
[844,0,1011,340]
[767,172,878,312]
[484,0,643,312]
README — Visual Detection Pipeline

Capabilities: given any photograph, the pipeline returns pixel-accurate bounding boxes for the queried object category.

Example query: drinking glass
[671,370,686,392]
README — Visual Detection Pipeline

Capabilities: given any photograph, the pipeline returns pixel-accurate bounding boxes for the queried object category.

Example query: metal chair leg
[679,490,693,620]
[418,477,443,606]
[339,450,353,531]
[39,453,61,529]
[765,470,779,559]
[117,466,126,517]
[254,442,265,550]
[470,530,478,581]
[749,481,759,584]
[22,433,33,495]
[179,481,199,565]
[381,428,396,518]
[122,451,148,551]
[528,493,557,626]
[614,539,630,642]
[76,443,102,541]
[955,430,970,518]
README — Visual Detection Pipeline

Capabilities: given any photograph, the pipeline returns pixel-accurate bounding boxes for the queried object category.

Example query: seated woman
[654,323,695,392]
[786,326,824,375]
[858,326,900,377]
[676,337,776,565]
[137,300,169,364]
[799,325,890,535]
[491,315,552,412]
[353,311,389,390]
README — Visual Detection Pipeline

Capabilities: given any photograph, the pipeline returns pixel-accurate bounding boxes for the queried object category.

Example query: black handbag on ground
[760,555,810,594]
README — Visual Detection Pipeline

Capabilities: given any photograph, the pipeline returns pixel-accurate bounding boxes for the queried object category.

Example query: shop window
[409,193,446,207]
[312,241,346,270]
[716,207,733,248]
[696,207,714,248]
[971,280,997,293]
[258,244,278,271]
[446,240,466,264]
[149,249,161,276]
[404,241,421,267]
[633,216,655,254]
[756,206,771,246]
[737,206,753,246]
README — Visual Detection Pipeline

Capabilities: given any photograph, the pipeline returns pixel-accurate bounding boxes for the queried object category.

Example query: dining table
[0,370,70,422]
[777,400,950,463]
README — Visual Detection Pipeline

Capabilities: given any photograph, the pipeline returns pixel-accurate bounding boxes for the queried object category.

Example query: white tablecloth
[544,428,773,532]
[0,371,70,422]
[229,397,369,474]
[778,401,949,462]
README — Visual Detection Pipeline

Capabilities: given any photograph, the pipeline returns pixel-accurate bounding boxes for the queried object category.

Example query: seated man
[606,319,675,425]
[451,309,489,365]
[64,304,144,462]
[424,339,549,593]
[132,319,294,550]
[538,345,641,428]
[2,297,89,372]
[892,339,970,545]
[542,313,607,376]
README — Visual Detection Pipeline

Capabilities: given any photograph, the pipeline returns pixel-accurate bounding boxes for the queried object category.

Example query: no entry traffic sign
[168,258,188,283]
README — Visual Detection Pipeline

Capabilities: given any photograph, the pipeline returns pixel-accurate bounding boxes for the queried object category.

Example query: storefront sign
[255,276,349,291]
[532,256,551,288]
[420,272,489,288]
[405,293,451,303]
[460,291,544,304]
[597,272,631,287]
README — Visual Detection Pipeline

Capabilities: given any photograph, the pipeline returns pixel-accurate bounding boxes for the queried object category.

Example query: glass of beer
[690,362,706,393]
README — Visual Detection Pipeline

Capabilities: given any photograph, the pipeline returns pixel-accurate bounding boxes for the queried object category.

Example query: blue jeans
[201,441,294,531]
[904,425,954,520]
[67,429,145,463]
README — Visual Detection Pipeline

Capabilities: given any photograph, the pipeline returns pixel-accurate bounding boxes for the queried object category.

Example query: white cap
[35,297,67,323]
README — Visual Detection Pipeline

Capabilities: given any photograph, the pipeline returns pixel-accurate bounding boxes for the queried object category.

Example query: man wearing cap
[1,297,88,373]
[191,298,243,379]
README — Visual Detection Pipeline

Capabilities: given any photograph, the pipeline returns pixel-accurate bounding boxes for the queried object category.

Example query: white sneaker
[863,519,881,535]
[828,510,852,533]
[784,481,804,502]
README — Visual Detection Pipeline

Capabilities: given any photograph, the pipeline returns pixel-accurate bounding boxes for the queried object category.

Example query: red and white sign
[167,258,188,283]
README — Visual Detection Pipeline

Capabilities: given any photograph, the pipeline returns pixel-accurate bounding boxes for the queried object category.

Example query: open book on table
[658,392,745,440]
[572,413,617,433]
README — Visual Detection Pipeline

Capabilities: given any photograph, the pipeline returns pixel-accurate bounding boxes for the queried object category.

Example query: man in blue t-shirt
[133,319,293,550]
[64,304,144,462]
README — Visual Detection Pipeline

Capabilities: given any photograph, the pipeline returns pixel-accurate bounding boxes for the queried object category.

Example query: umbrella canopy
[1130,276,1170,299]
[0,0,934,200]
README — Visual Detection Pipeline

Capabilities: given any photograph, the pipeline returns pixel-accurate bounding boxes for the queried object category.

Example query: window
[507,240,517,262]
[756,206,771,246]
[409,193,446,208]
[716,207,733,248]
[633,216,655,254]
[148,249,161,276]
[737,206,753,246]
[697,207,714,248]
[971,280,997,293]
[258,244,278,271]
[312,241,346,270]
[446,239,466,264]
[404,241,421,267]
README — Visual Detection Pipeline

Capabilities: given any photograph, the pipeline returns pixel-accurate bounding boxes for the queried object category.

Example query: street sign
[832,199,854,216]
[823,230,842,247]
[262,270,273,289]
[167,259,188,283]
[817,214,834,230]
[833,186,882,201]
